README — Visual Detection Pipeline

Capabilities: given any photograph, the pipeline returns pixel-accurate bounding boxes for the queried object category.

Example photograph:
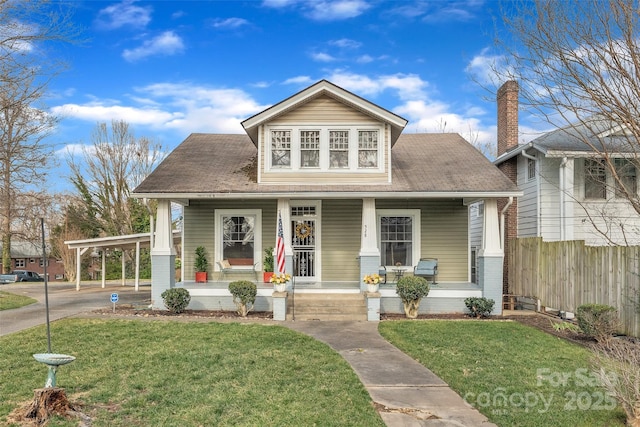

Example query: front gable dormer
[241,80,408,185]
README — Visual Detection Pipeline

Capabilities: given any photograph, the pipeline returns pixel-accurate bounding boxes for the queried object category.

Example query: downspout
[521,146,540,236]
[500,197,514,251]
[559,157,568,241]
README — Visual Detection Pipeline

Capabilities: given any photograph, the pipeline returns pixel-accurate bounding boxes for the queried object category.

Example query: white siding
[538,157,562,241]
[516,154,539,237]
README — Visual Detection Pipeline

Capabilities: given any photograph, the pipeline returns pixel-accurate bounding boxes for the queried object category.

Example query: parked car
[1,270,49,283]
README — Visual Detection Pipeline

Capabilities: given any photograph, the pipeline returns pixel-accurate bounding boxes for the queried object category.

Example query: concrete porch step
[286,293,367,321]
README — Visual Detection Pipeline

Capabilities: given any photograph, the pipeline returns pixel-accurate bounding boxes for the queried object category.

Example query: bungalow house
[493,81,640,247]
[133,80,520,319]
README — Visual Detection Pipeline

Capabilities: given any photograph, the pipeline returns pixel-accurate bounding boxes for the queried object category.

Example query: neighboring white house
[492,81,640,247]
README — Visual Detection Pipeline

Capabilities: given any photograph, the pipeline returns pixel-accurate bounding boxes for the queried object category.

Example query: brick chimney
[497,80,519,156]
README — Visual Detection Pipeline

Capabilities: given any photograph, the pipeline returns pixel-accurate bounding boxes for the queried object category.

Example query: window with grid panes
[585,159,606,199]
[271,130,291,167]
[300,130,320,168]
[614,158,637,198]
[358,130,378,168]
[329,130,349,168]
[380,216,413,266]
[222,216,256,262]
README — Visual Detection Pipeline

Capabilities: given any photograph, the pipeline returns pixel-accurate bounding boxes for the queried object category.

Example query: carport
[65,231,181,291]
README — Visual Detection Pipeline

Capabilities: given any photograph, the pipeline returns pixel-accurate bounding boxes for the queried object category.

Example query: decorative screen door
[291,204,318,280]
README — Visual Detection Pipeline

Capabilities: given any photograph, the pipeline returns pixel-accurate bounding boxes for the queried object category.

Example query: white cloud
[327,71,428,101]
[329,38,361,49]
[283,76,314,85]
[465,48,510,87]
[96,0,152,30]
[306,0,370,20]
[310,52,337,62]
[122,31,185,62]
[356,54,374,63]
[51,103,182,126]
[211,17,250,29]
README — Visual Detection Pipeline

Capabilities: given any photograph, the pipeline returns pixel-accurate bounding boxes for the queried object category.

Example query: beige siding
[321,199,362,281]
[183,200,277,281]
[377,199,469,281]
[278,95,378,124]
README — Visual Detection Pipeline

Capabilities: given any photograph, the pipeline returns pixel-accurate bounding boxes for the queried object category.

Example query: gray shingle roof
[133,133,518,196]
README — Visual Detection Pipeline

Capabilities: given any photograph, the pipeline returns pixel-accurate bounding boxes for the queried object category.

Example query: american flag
[276,211,286,274]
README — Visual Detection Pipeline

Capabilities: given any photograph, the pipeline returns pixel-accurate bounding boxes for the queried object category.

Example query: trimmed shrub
[161,287,191,313]
[396,276,430,319]
[464,297,495,318]
[576,303,619,342]
[229,280,257,317]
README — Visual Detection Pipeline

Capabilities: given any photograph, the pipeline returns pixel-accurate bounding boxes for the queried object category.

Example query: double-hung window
[329,130,349,168]
[358,130,378,168]
[300,130,320,168]
[378,210,420,268]
[215,210,262,268]
[614,158,637,198]
[271,130,291,168]
[585,159,607,199]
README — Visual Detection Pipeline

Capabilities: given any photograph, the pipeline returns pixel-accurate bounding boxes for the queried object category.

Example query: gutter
[500,197,514,251]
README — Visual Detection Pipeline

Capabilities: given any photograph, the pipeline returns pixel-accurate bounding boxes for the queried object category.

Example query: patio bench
[217,260,259,281]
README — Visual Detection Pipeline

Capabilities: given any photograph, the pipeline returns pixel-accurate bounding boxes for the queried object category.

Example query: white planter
[367,283,379,293]
[274,283,286,292]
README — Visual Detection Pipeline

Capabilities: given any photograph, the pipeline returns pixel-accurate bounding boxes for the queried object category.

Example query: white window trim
[214,209,262,271]
[377,209,421,271]
[265,124,384,173]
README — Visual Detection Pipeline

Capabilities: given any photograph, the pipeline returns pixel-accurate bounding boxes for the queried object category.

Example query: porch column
[75,248,81,291]
[276,199,293,279]
[134,241,140,291]
[560,157,574,240]
[479,199,504,315]
[151,199,176,309]
[101,250,106,288]
[359,198,380,291]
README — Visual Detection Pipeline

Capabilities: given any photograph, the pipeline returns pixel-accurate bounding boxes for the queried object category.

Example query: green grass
[0,290,36,310]
[1,319,384,427]
[379,320,626,427]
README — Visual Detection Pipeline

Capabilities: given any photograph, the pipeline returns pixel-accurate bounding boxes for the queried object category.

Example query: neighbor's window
[15,259,25,268]
[329,130,349,168]
[527,157,536,180]
[614,158,637,198]
[222,216,256,263]
[585,159,606,199]
[39,259,49,267]
[380,216,413,266]
[358,130,378,168]
[271,130,291,167]
[300,130,320,168]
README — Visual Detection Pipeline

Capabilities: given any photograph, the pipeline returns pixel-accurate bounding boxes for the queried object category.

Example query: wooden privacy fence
[508,237,640,337]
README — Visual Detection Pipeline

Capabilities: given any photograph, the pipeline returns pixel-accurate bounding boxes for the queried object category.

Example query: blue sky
[43,0,540,191]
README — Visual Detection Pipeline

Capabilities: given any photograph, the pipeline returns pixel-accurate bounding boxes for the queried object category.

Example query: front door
[291,203,319,281]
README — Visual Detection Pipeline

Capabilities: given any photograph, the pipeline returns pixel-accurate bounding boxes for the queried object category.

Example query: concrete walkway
[286,321,497,427]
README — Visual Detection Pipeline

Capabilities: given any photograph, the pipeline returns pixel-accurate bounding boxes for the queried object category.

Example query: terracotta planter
[263,272,274,283]
[195,271,208,283]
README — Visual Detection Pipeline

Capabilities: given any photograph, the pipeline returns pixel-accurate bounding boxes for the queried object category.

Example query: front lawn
[379,320,626,427]
[0,291,36,311]
[1,319,384,426]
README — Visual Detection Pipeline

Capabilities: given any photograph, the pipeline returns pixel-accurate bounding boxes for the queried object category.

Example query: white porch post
[134,241,140,291]
[276,199,293,280]
[151,199,176,309]
[560,157,575,241]
[101,250,106,288]
[359,198,380,291]
[479,199,504,315]
[121,251,126,286]
[75,248,81,291]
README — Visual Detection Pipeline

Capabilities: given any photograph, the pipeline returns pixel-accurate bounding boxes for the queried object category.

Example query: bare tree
[0,0,78,272]
[487,0,640,243]
[67,120,165,237]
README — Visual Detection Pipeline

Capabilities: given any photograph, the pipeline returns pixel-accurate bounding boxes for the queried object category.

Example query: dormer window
[358,130,378,168]
[271,130,291,167]
[300,130,320,168]
[265,125,382,173]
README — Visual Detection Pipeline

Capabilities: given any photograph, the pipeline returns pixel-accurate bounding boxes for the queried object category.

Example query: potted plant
[194,246,208,283]
[270,272,291,292]
[263,247,275,283]
[396,276,430,318]
[363,273,382,292]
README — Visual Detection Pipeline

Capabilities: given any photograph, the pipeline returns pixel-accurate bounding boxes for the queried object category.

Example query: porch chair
[414,258,438,284]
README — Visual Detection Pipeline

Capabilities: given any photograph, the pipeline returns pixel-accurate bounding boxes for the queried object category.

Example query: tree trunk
[403,299,422,319]
[24,387,73,424]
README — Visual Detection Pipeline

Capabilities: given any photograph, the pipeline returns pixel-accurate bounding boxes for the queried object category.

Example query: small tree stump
[24,387,73,424]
